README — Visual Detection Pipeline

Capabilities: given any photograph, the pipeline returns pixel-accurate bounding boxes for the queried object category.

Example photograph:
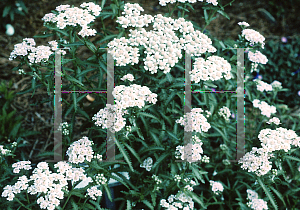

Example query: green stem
[81,197,89,210]
[61,190,73,210]
[14,197,31,210]
[182,4,187,17]
[202,10,217,33]
[169,2,178,17]
[26,191,30,205]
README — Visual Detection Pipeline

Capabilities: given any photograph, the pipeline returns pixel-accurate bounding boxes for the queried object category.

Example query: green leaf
[3,5,11,17]
[71,199,79,210]
[104,184,113,202]
[269,186,286,207]
[152,153,169,171]
[123,142,142,164]
[137,112,160,123]
[204,9,208,24]
[65,74,85,88]
[217,10,230,19]
[257,177,278,210]
[284,155,300,162]
[178,6,189,12]
[142,200,154,210]
[149,131,162,146]
[115,137,134,172]
[186,191,207,209]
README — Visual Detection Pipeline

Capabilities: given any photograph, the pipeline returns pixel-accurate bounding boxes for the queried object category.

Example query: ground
[0,0,299,160]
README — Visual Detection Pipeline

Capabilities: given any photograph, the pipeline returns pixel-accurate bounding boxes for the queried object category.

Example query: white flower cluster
[160,191,194,210]
[140,157,153,171]
[12,161,32,173]
[117,3,153,28]
[248,51,268,64]
[57,122,70,135]
[240,127,300,176]
[95,174,107,185]
[175,135,204,162]
[120,73,135,82]
[258,127,299,153]
[238,147,273,176]
[0,145,11,157]
[246,189,268,210]
[92,104,128,133]
[93,84,157,132]
[209,180,224,195]
[174,174,181,182]
[253,79,272,92]
[109,4,219,76]
[218,106,231,121]
[42,2,101,37]
[113,84,158,109]
[66,136,94,164]
[9,38,66,63]
[270,80,282,89]
[159,0,218,7]
[93,154,103,161]
[252,99,276,118]
[190,55,232,82]
[86,186,102,200]
[183,178,197,192]
[152,174,162,190]
[176,108,211,133]
[2,161,88,209]
[238,21,250,27]
[266,117,281,125]
[242,29,265,48]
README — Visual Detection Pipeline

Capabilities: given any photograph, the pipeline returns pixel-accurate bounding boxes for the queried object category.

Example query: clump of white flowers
[242,29,265,48]
[140,157,153,171]
[92,104,128,132]
[238,21,250,27]
[86,186,103,200]
[57,122,70,135]
[66,136,94,164]
[238,147,273,176]
[108,3,228,78]
[12,161,32,173]
[209,180,224,195]
[266,117,281,125]
[152,174,162,191]
[270,80,282,90]
[120,73,135,82]
[248,51,268,65]
[95,174,107,185]
[239,127,300,176]
[160,191,194,209]
[159,0,218,7]
[42,2,102,37]
[9,38,67,64]
[112,84,158,109]
[246,189,268,210]
[175,135,204,162]
[252,99,276,118]
[190,55,232,82]
[253,79,273,92]
[0,145,11,157]
[218,106,231,122]
[176,108,211,133]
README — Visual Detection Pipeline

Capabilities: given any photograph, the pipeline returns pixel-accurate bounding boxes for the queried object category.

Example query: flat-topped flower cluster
[42,2,101,37]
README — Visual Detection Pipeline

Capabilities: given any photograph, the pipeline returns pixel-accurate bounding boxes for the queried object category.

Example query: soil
[0,0,299,161]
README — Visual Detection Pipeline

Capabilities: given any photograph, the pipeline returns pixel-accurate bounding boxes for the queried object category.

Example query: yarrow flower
[238,21,250,27]
[176,108,211,133]
[252,99,276,118]
[242,29,265,48]
[66,136,94,164]
[9,38,67,63]
[86,186,102,200]
[175,135,205,162]
[0,145,11,156]
[57,122,70,135]
[190,55,232,83]
[246,189,268,210]
[159,0,218,7]
[108,4,223,76]
[140,157,153,171]
[248,51,268,64]
[209,180,224,195]
[253,79,273,92]
[42,2,101,37]
[270,80,282,89]
[12,161,32,173]
[218,106,231,122]
[160,191,194,209]
[266,117,281,125]
[120,73,135,82]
